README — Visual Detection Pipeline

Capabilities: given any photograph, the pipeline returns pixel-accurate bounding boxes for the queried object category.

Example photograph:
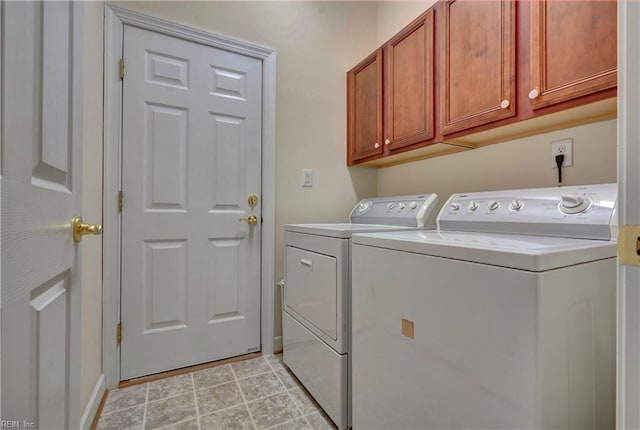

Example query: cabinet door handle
[528,89,540,100]
[374,143,380,149]
[300,258,313,269]
[385,139,391,145]
[500,99,510,109]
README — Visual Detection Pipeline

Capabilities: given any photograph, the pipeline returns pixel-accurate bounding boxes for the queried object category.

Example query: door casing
[102,4,276,388]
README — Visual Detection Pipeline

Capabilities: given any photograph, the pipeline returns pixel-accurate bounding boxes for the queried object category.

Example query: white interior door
[120,25,263,379]
[1,2,86,427]
[618,1,640,427]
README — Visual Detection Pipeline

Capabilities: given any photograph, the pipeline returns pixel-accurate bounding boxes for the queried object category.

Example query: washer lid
[352,230,616,272]
[285,223,424,239]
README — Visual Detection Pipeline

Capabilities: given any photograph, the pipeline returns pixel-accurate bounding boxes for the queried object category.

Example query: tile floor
[96,354,337,430]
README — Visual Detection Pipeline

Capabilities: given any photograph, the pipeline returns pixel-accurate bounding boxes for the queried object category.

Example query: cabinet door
[529,0,616,109]
[347,49,383,165]
[385,9,435,151]
[441,0,516,135]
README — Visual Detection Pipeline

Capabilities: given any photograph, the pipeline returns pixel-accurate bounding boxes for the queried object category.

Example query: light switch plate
[302,169,313,187]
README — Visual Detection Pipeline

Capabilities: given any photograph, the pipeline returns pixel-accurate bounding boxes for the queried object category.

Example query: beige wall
[80,1,105,409]
[378,120,617,203]
[376,1,435,45]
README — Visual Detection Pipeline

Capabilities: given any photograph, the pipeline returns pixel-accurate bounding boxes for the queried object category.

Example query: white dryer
[283,194,439,430]
[351,184,617,429]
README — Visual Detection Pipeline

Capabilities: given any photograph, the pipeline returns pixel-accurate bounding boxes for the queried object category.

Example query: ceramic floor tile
[192,364,234,389]
[97,404,145,430]
[196,381,244,415]
[156,418,199,430]
[305,412,337,430]
[273,366,300,390]
[148,374,194,402]
[102,384,148,414]
[247,392,301,430]
[267,417,311,430]
[238,372,285,402]
[200,404,255,430]
[232,357,272,379]
[288,388,320,416]
[145,392,197,430]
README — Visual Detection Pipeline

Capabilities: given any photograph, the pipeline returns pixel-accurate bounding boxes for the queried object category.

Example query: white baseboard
[79,374,106,430]
[273,335,283,352]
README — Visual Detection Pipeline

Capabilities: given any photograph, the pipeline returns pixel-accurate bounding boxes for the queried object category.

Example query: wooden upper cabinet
[385,9,435,152]
[529,0,617,109]
[347,49,383,164]
[441,0,516,135]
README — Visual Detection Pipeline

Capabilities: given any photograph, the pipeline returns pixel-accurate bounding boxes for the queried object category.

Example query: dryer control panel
[350,194,439,228]
[438,183,617,240]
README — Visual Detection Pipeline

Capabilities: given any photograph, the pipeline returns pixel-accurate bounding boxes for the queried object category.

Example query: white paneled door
[1,1,87,428]
[120,26,263,379]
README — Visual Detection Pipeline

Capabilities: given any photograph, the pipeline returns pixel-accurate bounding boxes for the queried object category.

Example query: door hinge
[618,225,640,266]
[118,191,124,211]
[117,322,122,345]
[119,58,125,79]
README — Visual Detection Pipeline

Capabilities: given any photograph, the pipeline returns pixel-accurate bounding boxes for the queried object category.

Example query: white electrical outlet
[551,139,573,167]
[302,169,313,187]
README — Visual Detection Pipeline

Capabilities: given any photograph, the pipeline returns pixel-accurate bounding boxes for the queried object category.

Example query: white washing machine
[283,194,439,430]
[351,183,617,430]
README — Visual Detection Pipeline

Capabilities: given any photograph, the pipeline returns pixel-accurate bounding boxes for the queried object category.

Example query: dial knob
[509,200,524,211]
[398,202,406,210]
[450,202,461,211]
[468,201,479,211]
[559,195,590,214]
[488,201,500,211]
[408,201,418,210]
[387,202,395,210]
[357,201,372,214]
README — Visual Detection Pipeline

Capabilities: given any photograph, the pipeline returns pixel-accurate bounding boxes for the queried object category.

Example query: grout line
[146,388,198,406]
[154,416,200,430]
[235,368,279,381]
[191,373,202,430]
[142,383,149,430]
[266,357,311,428]
[231,363,259,430]
[266,355,320,430]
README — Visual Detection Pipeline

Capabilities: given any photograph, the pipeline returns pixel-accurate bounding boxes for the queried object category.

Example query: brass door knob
[239,215,258,226]
[72,216,102,242]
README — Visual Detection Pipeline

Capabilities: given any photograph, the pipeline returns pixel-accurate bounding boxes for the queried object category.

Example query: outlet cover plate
[551,139,573,167]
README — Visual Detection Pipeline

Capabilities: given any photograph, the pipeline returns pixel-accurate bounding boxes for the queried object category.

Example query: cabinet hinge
[119,58,125,79]
[117,322,122,345]
[118,191,124,211]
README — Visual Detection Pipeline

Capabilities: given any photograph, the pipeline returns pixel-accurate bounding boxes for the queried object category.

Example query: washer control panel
[350,194,439,228]
[438,183,617,240]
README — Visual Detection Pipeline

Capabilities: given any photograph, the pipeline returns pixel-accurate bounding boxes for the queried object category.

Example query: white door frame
[618,1,640,427]
[102,4,276,389]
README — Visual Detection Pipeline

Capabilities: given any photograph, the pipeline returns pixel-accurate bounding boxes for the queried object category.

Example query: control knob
[450,203,461,211]
[509,200,524,211]
[398,202,406,210]
[387,202,395,210]
[357,201,372,214]
[559,195,590,214]
[468,201,479,211]
[488,201,500,211]
[409,201,418,210]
